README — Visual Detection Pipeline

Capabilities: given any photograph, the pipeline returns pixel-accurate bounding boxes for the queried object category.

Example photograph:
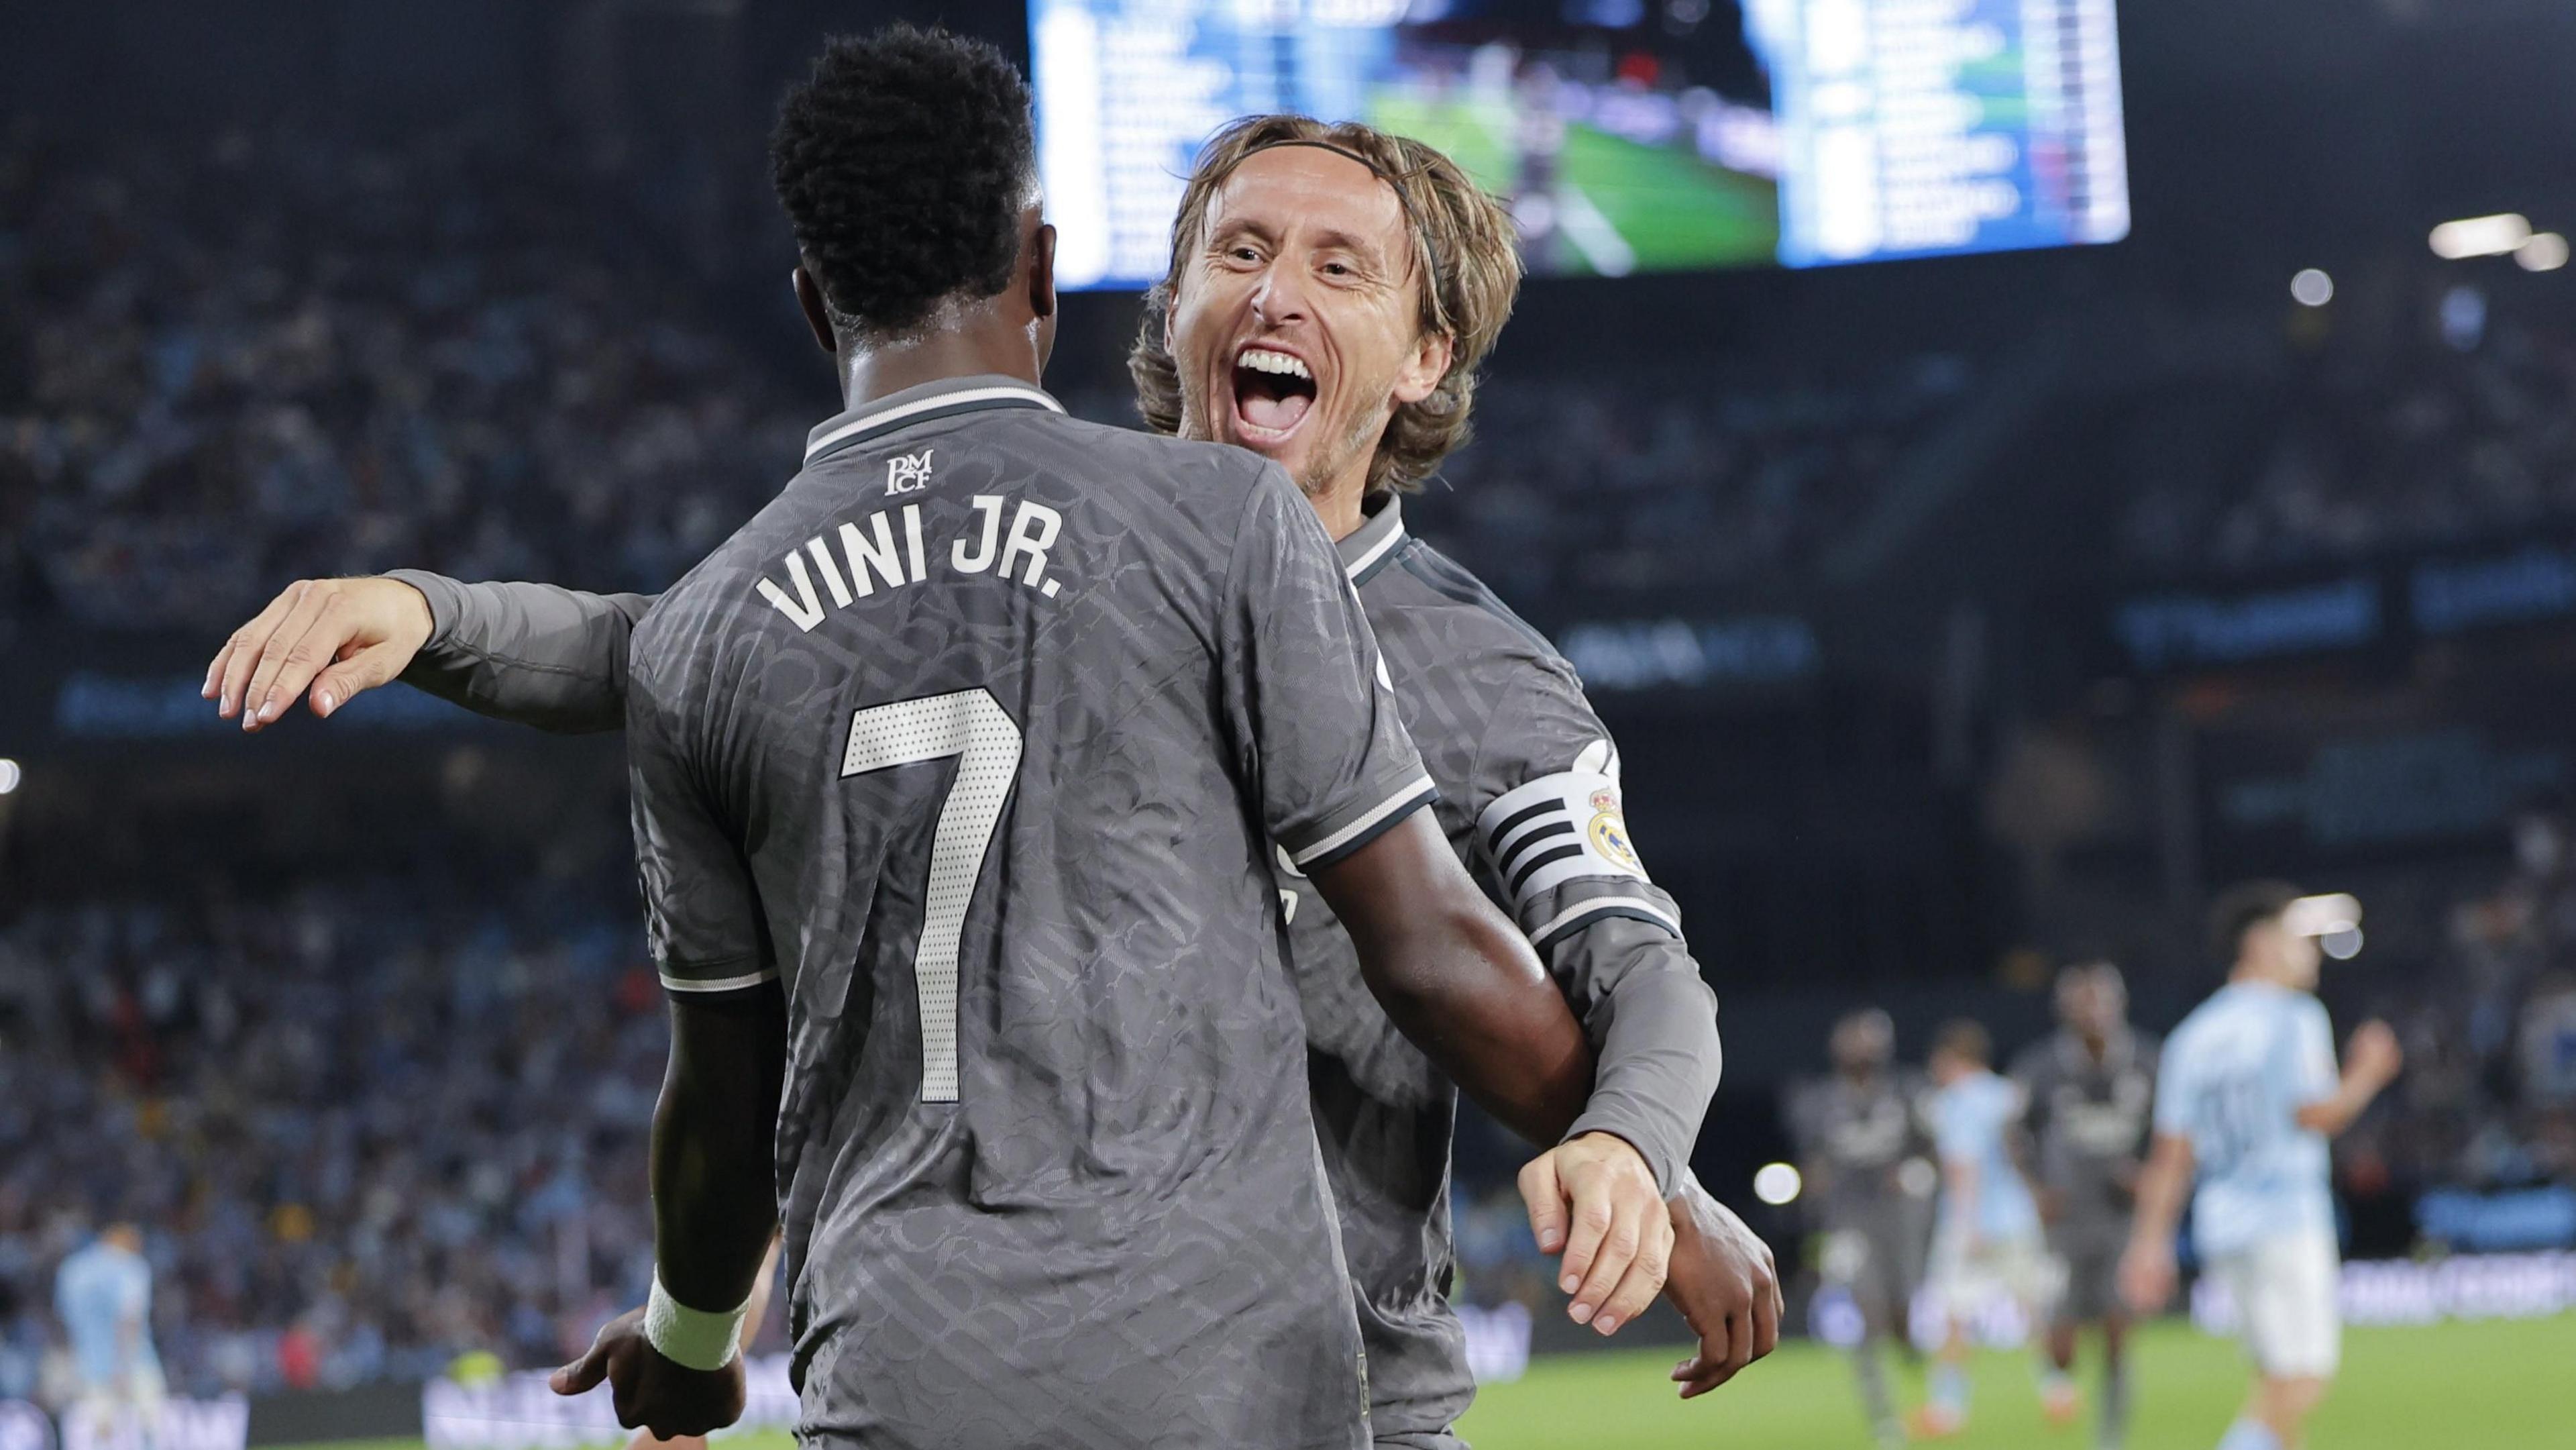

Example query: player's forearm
[1943,1161,1978,1231]
[652,984,788,1316]
[386,572,650,733]
[2294,1066,2392,1138]
[1323,816,1596,1145]
[1555,927,1721,1196]
[2127,1133,2193,1245]
[1362,894,1597,1144]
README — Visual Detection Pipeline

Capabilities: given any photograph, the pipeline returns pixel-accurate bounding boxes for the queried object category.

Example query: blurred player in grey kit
[1786,1009,1928,1450]
[2012,963,2157,1449]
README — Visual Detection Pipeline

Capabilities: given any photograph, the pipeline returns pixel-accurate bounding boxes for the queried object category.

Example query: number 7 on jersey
[840,689,1023,1103]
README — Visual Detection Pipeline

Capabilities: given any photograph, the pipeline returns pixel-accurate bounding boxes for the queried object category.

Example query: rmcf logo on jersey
[885,449,934,495]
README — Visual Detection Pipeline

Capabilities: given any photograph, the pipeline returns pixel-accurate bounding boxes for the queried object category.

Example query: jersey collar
[1339,494,1410,584]
[804,375,1065,466]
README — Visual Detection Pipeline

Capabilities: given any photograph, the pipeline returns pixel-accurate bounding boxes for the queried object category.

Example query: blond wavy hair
[1128,115,1523,496]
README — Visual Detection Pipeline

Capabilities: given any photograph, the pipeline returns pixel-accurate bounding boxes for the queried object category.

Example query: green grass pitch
[297,1313,2573,1450]
[1454,1313,2576,1449]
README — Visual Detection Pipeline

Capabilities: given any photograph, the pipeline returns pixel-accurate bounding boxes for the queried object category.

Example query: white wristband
[644,1272,749,1371]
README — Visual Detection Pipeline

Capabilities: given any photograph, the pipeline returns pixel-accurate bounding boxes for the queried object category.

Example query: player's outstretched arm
[207,574,649,733]
[1315,809,1674,1335]
[2294,1020,2403,1137]
[2117,1131,2194,1314]
[555,983,785,1437]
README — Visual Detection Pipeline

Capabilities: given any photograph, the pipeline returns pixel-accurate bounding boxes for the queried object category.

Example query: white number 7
[840,688,1023,1104]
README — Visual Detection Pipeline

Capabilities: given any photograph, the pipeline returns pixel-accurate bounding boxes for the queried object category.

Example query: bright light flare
[2284,892,2362,939]
[2290,269,2334,307]
[2430,214,2532,260]
[2518,233,2570,273]
[0,759,18,795]
[2322,927,2365,961]
[1753,1162,1803,1206]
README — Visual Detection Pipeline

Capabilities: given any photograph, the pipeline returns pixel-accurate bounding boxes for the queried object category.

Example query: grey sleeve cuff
[383,571,651,734]
[385,568,466,650]
[1555,919,1723,1198]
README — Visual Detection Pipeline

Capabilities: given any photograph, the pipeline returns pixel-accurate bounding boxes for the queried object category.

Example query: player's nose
[1248,260,1310,327]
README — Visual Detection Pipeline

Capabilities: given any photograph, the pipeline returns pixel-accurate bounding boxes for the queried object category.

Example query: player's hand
[206,576,434,731]
[2117,1237,2176,1316]
[1519,1132,1674,1336]
[1662,1179,1782,1398]
[551,1307,745,1439]
[2347,1020,2404,1088]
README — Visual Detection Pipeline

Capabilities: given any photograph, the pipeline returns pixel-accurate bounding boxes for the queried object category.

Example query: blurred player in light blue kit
[2121,882,2404,1450]
[1912,1020,2049,1440]
[54,1223,162,1448]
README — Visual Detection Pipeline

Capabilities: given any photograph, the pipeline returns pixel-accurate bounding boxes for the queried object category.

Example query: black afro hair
[770,25,1037,338]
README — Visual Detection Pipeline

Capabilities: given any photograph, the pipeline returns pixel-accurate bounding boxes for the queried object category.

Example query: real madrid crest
[1586,788,1646,876]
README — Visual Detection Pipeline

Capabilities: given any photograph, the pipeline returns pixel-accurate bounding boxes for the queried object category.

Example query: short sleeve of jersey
[2289,996,2339,1104]
[1221,472,1436,870]
[627,655,774,994]
[1468,674,1680,948]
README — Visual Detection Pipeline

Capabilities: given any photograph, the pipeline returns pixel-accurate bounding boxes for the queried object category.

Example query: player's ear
[1390,329,1453,407]
[1027,219,1058,322]
[792,264,835,354]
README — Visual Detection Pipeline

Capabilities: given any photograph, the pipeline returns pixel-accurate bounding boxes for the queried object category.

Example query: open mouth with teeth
[1231,346,1318,441]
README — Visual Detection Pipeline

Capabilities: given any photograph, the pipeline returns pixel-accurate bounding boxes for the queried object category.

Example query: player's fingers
[254,589,358,729]
[215,582,308,718]
[1674,1318,1731,1398]
[1752,1273,1782,1362]
[240,584,341,731]
[1517,1154,1568,1256]
[1554,1178,1619,1312]
[1589,1223,1670,1336]
[309,639,409,718]
[1568,1197,1652,1326]
[551,1335,613,1396]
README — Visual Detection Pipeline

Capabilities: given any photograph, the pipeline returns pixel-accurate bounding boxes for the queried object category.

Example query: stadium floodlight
[2290,268,2334,307]
[2283,892,2362,939]
[2429,214,2532,260]
[2517,233,2570,273]
[0,759,18,795]
[1752,1162,1803,1206]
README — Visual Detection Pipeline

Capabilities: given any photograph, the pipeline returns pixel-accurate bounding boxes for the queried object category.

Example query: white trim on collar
[804,383,1065,464]
[1342,515,1408,582]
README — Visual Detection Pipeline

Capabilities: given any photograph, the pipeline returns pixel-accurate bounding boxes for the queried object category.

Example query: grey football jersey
[1282,500,1720,1445]
[394,494,1723,1450]
[625,377,1433,1450]
[2010,1030,2158,1239]
[1785,1074,1927,1228]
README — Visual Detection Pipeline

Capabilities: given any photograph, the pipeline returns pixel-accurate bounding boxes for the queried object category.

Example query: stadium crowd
[0,121,813,631]
[1407,354,1976,605]
[0,119,1986,639]
[0,875,671,1401]
[2116,305,2576,576]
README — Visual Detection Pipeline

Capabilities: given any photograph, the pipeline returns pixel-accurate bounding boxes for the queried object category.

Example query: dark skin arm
[555,982,787,1437]
[1313,810,1677,1336]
